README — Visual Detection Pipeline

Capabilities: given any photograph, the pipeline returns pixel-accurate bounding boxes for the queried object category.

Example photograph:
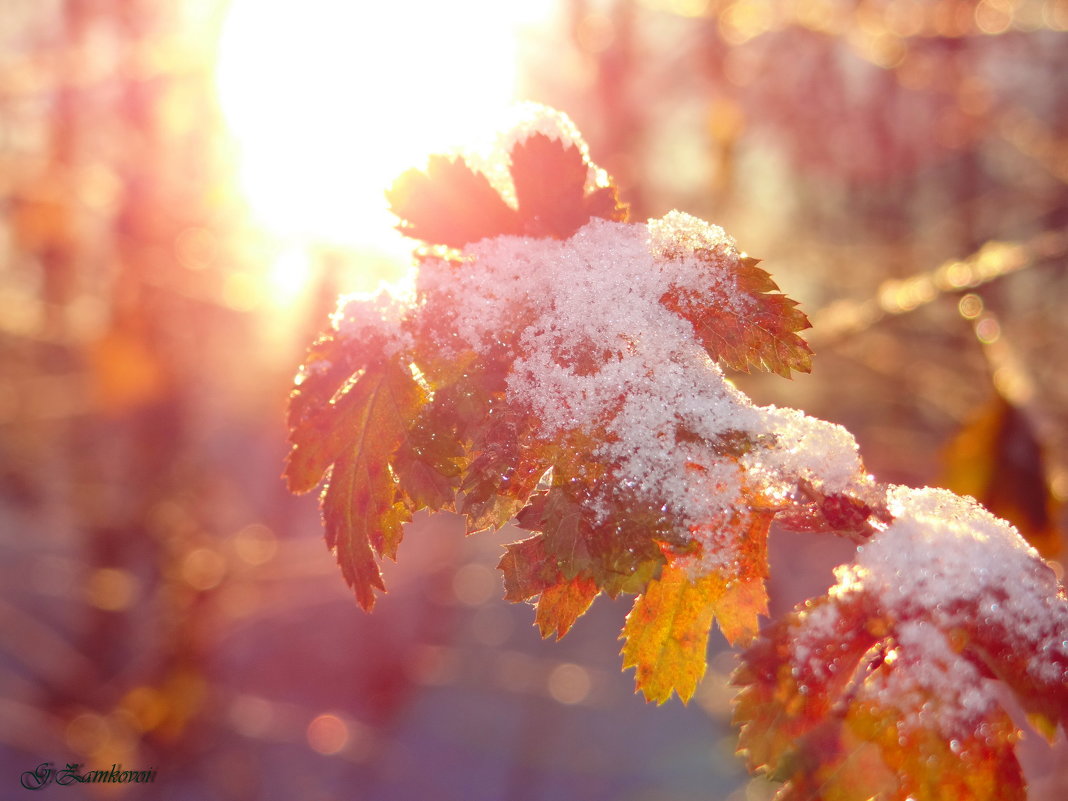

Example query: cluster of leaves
[285,120,1067,801]
[733,564,1068,801]
[285,127,817,684]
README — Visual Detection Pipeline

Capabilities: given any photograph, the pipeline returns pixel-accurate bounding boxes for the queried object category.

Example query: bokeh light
[2,0,1067,799]
[216,0,551,256]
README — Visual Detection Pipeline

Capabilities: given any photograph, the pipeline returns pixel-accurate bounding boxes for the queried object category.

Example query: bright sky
[216,0,552,264]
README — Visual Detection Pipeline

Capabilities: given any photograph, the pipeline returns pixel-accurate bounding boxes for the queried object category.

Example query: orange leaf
[733,594,881,776]
[535,575,598,640]
[941,394,1062,558]
[714,577,768,647]
[847,700,1025,801]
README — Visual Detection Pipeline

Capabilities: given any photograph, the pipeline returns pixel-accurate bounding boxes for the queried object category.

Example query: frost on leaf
[286,103,1068,799]
[734,487,1067,800]
[292,103,865,656]
[653,212,813,377]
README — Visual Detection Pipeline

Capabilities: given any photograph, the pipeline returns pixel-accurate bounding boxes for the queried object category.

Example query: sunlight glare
[216,0,549,268]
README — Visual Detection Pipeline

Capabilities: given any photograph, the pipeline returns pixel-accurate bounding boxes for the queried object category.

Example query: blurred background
[1,0,1066,799]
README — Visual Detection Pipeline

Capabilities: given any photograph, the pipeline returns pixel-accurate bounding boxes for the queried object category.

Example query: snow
[331,285,415,357]
[857,487,1068,656]
[742,406,864,498]
[414,215,867,575]
[497,103,589,162]
[790,599,841,680]
[454,103,614,208]
[372,108,1068,740]
[865,618,996,736]
[859,486,1049,617]
[790,485,1068,734]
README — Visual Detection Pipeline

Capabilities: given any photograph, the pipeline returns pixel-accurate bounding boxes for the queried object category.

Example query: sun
[216,0,551,266]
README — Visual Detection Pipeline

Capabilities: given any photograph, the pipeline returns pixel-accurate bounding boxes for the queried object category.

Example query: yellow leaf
[621,565,725,704]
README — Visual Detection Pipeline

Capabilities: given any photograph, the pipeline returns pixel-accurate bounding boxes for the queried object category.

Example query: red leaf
[321,453,388,610]
[961,556,1068,739]
[387,155,518,249]
[460,404,552,533]
[733,594,882,776]
[285,371,373,495]
[318,360,423,609]
[584,184,629,224]
[662,256,812,377]
[283,334,369,494]
[733,576,1044,801]
[392,421,462,513]
[286,333,360,431]
[498,536,557,602]
[775,485,886,541]
[510,133,628,239]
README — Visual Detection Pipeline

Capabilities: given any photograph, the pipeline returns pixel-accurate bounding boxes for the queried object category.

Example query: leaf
[584,184,629,225]
[499,534,599,639]
[769,713,896,801]
[687,509,772,646]
[319,359,424,609]
[961,555,1068,740]
[732,582,1042,801]
[517,488,591,577]
[515,484,670,597]
[778,690,1025,801]
[498,536,558,602]
[392,417,463,513]
[387,155,518,249]
[662,256,812,377]
[284,333,367,493]
[460,404,551,534]
[864,704,1026,801]
[621,565,724,704]
[774,484,887,540]
[393,449,458,512]
[510,133,589,238]
[462,493,529,535]
[321,453,388,610]
[509,133,627,239]
[941,394,1062,558]
[387,130,627,251]
[535,575,598,639]
[733,594,882,779]
[714,577,768,647]
[285,371,371,495]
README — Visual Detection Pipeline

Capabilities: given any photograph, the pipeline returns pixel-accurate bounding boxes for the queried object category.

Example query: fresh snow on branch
[287,103,1068,801]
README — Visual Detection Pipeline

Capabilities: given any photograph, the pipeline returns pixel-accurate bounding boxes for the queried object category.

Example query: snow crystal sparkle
[287,105,1068,776]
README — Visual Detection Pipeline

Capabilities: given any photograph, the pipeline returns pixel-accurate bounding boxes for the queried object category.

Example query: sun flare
[216,0,550,268]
